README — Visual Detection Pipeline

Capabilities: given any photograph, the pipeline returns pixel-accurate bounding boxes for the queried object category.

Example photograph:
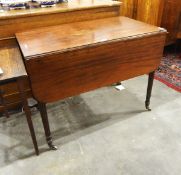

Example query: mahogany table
[16,16,167,149]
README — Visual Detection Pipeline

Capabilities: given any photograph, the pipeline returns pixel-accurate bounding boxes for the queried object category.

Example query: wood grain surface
[0,0,121,20]
[120,0,164,26]
[0,46,27,83]
[0,0,121,40]
[0,46,30,112]
[161,0,181,44]
[16,16,166,103]
[136,0,165,26]
[120,0,136,18]
[16,16,163,58]
[120,0,181,44]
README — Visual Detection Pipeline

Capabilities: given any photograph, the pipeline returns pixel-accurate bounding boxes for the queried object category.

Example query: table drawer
[0,80,32,112]
[0,79,30,95]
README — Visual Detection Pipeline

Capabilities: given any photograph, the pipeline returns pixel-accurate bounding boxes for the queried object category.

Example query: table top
[0,0,121,20]
[0,46,27,83]
[16,16,166,59]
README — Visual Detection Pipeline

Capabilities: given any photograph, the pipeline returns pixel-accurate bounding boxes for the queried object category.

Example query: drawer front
[0,79,30,96]
[0,79,32,112]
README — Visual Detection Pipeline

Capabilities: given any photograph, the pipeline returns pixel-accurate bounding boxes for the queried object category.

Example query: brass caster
[145,105,151,111]
[145,101,151,111]
[48,140,58,150]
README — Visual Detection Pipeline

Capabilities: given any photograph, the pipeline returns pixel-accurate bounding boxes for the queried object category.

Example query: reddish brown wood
[17,77,39,155]
[136,0,165,26]
[0,45,31,112]
[145,71,155,111]
[0,46,27,82]
[16,16,167,103]
[38,102,57,150]
[121,0,181,45]
[0,46,39,155]
[16,17,162,58]
[0,0,121,40]
[161,0,181,44]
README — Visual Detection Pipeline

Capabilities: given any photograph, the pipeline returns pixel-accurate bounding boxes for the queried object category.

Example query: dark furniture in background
[121,0,181,45]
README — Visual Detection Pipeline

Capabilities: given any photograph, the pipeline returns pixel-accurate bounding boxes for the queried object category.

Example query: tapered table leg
[38,102,57,150]
[145,71,155,111]
[17,77,39,155]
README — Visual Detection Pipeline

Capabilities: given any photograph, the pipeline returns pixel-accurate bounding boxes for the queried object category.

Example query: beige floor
[0,75,180,175]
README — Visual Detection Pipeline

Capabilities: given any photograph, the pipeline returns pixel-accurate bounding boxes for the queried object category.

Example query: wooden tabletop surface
[0,0,121,20]
[16,16,165,59]
[0,46,27,82]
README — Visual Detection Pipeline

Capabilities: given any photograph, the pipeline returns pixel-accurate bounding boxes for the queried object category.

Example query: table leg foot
[47,138,58,150]
[38,102,57,151]
[145,101,151,111]
[145,71,154,111]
